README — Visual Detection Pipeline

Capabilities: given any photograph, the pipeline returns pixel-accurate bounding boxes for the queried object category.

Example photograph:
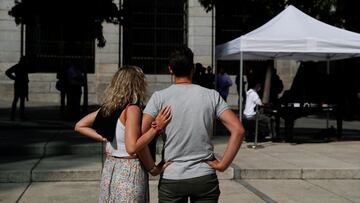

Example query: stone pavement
[1,101,360,202]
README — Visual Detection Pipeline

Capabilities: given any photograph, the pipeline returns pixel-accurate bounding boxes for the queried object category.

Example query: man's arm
[207,109,245,172]
[142,113,154,134]
[254,92,263,106]
[137,113,172,176]
[137,113,156,171]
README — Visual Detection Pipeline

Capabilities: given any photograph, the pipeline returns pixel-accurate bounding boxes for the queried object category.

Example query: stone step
[0,129,102,156]
[0,143,103,157]
[0,128,169,157]
[2,157,360,183]
[0,139,163,157]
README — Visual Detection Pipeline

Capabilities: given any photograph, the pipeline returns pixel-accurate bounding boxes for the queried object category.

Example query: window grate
[123,0,187,74]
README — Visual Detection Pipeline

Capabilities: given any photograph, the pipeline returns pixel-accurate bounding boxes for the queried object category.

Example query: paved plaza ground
[1,101,360,202]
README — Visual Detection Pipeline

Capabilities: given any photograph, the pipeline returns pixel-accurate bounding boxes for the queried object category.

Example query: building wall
[0,0,22,103]
[93,19,120,104]
[187,0,240,108]
[0,0,121,106]
[187,0,213,67]
[0,0,297,109]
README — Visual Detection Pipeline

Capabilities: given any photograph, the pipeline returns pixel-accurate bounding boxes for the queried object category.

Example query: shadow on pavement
[288,128,360,144]
[0,104,103,183]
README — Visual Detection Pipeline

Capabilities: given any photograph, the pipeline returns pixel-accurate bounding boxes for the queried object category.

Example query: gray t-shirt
[144,84,229,180]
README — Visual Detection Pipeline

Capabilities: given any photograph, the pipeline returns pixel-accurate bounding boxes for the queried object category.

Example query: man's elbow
[233,125,245,138]
[239,124,245,134]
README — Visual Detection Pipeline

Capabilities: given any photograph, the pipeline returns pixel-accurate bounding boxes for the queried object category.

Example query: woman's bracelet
[151,121,158,130]
[151,121,164,133]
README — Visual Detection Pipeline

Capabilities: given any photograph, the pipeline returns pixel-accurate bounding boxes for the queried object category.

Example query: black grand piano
[263,62,343,142]
[265,100,341,142]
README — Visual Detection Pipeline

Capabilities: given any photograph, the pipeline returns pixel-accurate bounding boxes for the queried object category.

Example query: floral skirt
[99,156,149,203]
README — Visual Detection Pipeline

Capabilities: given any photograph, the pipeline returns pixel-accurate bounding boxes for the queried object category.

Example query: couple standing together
[75,46,245,203]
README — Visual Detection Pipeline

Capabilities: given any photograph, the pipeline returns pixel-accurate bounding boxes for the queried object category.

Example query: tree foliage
[198,0,360,34]
[8,0,121,47]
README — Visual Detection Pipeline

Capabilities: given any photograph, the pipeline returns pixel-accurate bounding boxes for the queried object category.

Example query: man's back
[144,84,229,179]
[141,46,244,202]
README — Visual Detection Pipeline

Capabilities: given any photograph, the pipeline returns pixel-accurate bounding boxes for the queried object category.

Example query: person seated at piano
[243,83,272,142]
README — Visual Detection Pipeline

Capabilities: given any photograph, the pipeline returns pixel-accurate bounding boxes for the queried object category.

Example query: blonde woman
[75,66,171,203]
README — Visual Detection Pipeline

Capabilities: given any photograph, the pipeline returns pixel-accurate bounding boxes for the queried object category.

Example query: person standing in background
[66,63,85,120]
[204,66,215,89]
[216,67,233,101]
[5,56,29,121]
[56,65,68,117]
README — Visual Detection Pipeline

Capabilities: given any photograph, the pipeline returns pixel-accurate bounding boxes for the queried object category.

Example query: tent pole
[326,58,330,128]
[20,23,24,57]
[239,51,243,120]
[326,58,330,75]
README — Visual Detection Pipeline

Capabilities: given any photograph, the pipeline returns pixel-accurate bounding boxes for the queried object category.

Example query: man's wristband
[149,164,156,173]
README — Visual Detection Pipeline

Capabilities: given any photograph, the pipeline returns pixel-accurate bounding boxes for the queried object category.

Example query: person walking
[75,66,171,203]
[141,47,245,202]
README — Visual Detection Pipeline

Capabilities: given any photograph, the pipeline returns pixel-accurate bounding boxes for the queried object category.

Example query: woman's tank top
[105,119,132,157]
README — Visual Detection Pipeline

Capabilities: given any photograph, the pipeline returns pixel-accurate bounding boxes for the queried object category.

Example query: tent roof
[216,5,360,61]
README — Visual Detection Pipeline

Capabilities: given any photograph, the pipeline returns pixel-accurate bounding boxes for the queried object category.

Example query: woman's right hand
[153,106,172,132]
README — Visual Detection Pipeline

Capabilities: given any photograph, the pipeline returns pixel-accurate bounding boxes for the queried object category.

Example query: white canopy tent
[216,5,360,118]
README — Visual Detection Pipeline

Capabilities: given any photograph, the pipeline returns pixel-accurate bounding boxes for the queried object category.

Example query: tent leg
[239,52,243,120]
[326,59,330,128]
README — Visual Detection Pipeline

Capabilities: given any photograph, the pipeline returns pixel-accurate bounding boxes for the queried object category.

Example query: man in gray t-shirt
[141,47,245,203]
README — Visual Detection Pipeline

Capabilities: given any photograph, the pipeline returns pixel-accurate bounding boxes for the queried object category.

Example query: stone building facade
[0,0,297,109]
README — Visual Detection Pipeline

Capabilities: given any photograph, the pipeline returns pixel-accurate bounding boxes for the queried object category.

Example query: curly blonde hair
[100,66,146,116]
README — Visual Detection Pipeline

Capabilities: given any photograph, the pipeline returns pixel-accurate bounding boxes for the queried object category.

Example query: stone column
[187,0,213,67]
[94,0,120,104]
[0,0,22,101]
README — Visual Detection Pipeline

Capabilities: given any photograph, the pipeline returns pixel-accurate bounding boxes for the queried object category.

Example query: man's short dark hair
[169,46,194,77]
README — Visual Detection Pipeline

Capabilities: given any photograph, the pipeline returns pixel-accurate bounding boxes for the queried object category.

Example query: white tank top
[105,120,132,157]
